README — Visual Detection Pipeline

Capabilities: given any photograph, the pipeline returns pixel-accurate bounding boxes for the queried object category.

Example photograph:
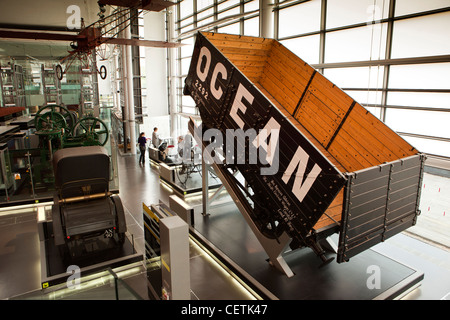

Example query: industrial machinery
[34,104,109,149]
[0,61,26,108]
[0,100,112,204]
[28,104,110,194]
[51,146,127,258]
[184,32,425,277]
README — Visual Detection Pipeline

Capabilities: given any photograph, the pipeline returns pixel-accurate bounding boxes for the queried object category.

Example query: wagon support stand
[183,32,425,278]
[188,118,335,277]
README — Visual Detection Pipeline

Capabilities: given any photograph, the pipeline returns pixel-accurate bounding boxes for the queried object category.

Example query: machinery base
[190,203,424,300]
[159,162,222,197]
[38,222,142,289]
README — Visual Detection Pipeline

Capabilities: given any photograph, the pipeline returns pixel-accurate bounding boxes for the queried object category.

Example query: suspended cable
[366,0,386,114]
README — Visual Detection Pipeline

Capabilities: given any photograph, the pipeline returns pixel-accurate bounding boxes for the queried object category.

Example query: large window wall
[275,0,450,159]
[172,0,260,136]
[172,0,450,159]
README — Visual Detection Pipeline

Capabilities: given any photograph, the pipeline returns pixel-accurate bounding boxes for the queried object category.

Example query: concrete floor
[1,152,449,300]
[70,154,450,300]
[0,154,257,300]
[409,172,450,249]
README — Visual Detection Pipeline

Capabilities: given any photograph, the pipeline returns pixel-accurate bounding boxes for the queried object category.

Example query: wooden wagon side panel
[185,32,424,259]
[205,32,273,83]
[325,103,419,172]
[203,32,419,173]
[294,71,354,149]
[185,32,347,245]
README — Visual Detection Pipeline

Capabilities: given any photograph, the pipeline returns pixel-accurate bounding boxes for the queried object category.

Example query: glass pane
[388,63,450,90]
[198,16,214,27]
[387,92,450,109]
[179,17,193,30]
[365,106,383,119]
[245,0,259,12]
[218,22,240,35]
[399,136,450,158]
[385,108,450,139]
[244,17,259,37]
[280,34,320,64]
[197,0,214,11]
[218,5,240,20]
[182,106,196,114]
[395,0,450,16]
[324,66,385,89]
[181,57,191,75]
[180,37,194,58]
[182,95,195,107]
[198,7,214,21]
[219,0,240,12]
[391,12,450,59]
[344,89,383,106]
[180,24,193,36]
[324,24,387,63]
[278,1,321,38]
[180,0,194,19]
[327,0,390,29]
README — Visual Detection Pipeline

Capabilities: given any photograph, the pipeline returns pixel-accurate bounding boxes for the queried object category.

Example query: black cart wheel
[99,65,107,80]
[56,64,63,81]
[111,195,127,245]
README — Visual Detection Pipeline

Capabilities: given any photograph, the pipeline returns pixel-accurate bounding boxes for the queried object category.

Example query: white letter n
[282,146,321,202]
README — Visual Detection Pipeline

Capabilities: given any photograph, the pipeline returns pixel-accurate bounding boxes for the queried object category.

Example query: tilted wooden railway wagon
[184,32,425,268]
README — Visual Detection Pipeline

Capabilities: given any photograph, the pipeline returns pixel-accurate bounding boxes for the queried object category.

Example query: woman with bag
[138,132,148,165]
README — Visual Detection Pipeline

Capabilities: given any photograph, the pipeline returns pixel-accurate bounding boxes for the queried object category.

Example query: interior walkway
[1,151,449,300]
[116,152,450,300]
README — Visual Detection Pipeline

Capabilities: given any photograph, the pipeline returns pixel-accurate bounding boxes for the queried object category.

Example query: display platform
[190,203,424,300]
[159,162,222,197]
[38,222,142,289]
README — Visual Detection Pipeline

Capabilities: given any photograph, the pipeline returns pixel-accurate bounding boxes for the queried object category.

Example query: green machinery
[34,104,109,151]
[0,104,110,203]
[33,103,110,186]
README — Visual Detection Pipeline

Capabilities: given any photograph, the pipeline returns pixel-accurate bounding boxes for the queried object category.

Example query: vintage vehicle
[184,32,425,270]
[51,146,127,257]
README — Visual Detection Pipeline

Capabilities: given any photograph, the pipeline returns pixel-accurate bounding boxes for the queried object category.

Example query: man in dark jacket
[138,132,147,164]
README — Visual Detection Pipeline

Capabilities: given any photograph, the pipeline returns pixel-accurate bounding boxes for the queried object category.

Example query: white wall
[141,11,171,142]
[143,11,169,118]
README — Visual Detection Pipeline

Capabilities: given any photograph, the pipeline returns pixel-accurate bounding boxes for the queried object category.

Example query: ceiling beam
[0,23,81,33]
[0,30,83,42]
[102,37,183,48]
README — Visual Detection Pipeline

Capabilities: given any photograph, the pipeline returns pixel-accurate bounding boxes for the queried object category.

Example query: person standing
[152,127,160,148]
[138,132,147,165]
[177,135,184,158]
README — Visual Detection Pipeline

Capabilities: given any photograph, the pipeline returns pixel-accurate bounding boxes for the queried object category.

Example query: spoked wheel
[56,64,63,81]
[72,117,109,146]
[35,111,67,135]
[34,104,74,134]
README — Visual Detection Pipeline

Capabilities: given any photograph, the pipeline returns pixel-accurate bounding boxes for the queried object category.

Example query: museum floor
[0,152,449,300]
